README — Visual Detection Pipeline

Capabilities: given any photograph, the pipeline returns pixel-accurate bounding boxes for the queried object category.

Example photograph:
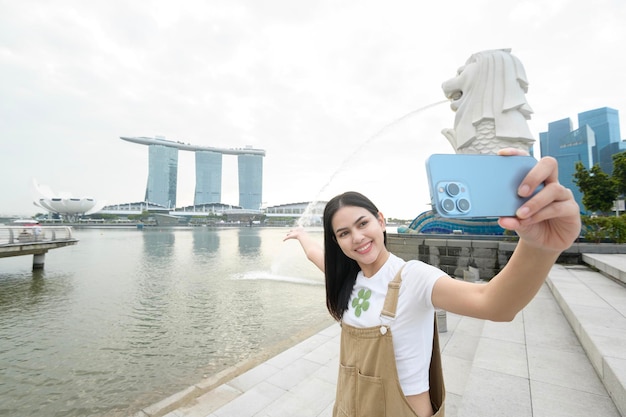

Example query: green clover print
[351,288,372,317]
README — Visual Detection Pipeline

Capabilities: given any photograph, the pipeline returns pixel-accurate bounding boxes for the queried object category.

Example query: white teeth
[356,242,371,253]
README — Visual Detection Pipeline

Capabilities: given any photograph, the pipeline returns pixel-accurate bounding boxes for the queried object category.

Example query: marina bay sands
[120,136,265,210]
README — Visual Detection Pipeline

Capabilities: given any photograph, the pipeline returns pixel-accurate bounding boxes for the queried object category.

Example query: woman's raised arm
[283,227,325,272]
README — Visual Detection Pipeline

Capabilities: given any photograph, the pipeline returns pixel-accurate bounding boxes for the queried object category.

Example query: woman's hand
[283,226,307,242]
[497,148,581,253]
[283,226,325,272]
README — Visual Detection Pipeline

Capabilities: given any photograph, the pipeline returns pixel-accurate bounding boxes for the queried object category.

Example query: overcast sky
[2,0,625,219]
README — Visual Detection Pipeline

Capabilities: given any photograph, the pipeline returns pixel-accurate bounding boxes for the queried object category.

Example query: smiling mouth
[356,242,372,253]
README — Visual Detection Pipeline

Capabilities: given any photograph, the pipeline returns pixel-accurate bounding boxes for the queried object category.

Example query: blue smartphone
[425,154,539,218]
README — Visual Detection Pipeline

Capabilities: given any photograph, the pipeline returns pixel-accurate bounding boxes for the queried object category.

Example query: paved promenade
[133,254,626,417]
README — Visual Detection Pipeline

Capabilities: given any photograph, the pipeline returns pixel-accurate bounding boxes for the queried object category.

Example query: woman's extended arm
[283,227,325,272]
[432,149,581,321]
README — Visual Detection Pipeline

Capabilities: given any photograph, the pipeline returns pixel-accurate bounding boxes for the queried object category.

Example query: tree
[573,162,617,213]
[612,151,626,196]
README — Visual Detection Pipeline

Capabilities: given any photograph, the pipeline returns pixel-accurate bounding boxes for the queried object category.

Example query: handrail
[0,226,74,246]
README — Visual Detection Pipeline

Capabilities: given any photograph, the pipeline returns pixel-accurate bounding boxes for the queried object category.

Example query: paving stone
[531,380,621,417]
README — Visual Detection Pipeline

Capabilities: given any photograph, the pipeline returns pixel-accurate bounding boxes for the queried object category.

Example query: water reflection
[0,269,73,313]
[192,228,220,255]
[142,229,176,260]
[237,228,261,256]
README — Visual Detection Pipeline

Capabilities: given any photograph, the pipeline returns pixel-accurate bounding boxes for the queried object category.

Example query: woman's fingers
[495,149,558,199]
[517,156,559,199]
[496,147,529,157]
[283,226,305,241]
[516,181,572,220]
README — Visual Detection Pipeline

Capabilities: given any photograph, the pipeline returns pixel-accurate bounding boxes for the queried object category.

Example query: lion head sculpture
[441,49,535,154]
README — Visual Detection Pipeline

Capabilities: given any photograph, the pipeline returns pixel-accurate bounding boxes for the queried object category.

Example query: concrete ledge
[139,386,201,417]
[582,253,626,285]
[547,261,626,417]
[606,357,626,417]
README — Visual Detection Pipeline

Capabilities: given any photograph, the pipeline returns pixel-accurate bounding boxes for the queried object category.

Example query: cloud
[1,0,625,219]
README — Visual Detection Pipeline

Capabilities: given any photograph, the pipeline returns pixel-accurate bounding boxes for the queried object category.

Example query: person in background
[284,149,580,417]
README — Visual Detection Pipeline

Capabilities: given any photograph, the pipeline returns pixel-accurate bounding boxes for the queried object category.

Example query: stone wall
[387,233,626,280]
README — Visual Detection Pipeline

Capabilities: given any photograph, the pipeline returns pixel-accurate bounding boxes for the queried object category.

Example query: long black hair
[323,191,387,321]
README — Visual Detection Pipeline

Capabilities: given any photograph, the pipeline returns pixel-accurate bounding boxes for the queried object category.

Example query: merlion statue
[441,49,535,154]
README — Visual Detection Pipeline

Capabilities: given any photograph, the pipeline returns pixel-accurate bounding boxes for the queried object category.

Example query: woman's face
[331,205,388,277]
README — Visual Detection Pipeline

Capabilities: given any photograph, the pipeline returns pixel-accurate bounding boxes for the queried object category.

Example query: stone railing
[387,233,626,280]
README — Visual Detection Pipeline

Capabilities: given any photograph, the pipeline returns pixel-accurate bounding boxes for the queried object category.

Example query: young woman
[284,149,581,417]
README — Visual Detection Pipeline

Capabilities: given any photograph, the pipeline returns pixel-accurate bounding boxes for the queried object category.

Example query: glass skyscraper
[539,107,623,214]
[194,151,222,205]
[578,107,622,174]
[550,126,595,214]
[238,154,263,210]
[145,144,178,208]
[540,118,572,158]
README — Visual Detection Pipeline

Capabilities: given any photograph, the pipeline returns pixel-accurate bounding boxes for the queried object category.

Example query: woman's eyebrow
[334,216,367,234]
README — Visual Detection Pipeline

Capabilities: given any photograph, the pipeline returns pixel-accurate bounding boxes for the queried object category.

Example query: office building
[540,118,572,158]
[578,107,622,174]
[539,107,623,213]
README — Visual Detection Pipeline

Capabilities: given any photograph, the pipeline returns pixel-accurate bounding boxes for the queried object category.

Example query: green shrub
[581,215,626,243]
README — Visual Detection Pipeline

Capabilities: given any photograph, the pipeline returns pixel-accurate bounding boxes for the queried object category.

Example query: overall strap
[380,265,404,320]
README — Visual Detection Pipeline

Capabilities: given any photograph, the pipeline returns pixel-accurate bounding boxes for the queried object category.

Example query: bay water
[0,226,332,417]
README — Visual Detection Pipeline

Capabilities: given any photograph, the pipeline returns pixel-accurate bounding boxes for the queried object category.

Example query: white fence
[0,226,74,246]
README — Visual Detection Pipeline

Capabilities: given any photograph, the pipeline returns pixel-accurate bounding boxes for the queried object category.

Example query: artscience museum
[32,180,104,220]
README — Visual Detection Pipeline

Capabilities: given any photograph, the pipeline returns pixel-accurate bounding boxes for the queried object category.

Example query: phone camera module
[435,180,471,216]
[457,198,471,213]
[441,198,455,213]
[445,182,460,197]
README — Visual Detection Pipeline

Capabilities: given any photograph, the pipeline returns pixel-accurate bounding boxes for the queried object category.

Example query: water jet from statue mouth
[293,99,449,227]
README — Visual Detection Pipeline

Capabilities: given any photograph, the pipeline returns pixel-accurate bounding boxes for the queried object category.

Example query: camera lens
[441,198,455,213]
[446,183,460,196]
[457,198,471,213]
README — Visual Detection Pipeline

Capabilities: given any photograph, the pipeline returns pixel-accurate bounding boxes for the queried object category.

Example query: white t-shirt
[342,253,444,395]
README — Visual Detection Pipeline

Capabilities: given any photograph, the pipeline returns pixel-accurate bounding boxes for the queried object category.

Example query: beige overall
[333,267,446,417]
